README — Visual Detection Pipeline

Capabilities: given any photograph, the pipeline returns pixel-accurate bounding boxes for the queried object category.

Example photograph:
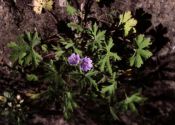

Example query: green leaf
[8,42,28,64]
[44,61,60,84]
[66,4,77,16]
[119,11,137,36]
[87,76,98,90]
[31,32,41,48]
[67,22,83,32]
[52,45,65,60]
[101,84,116,96]
[41,44,48,52]
[120,92,146,112]
[8,32,42,67]
[106,59,112,75]
[136,35,152,49]
[73,47,82,56]
[59,37,82,56]
[63,92,77,119]
[60,37,74,49]
[139,49,152,59]
[88,23,106,51]
[135,53,143,68]
[99,55,107,72]
[98,38,121,74]
[130,34,152,68]
[3,91,11,99]
[109,106,119,120]
[26,74,38,81]
[78,70,99,90]
[101,72,117,98]
[85,70,98,77]
[23,48,42,66]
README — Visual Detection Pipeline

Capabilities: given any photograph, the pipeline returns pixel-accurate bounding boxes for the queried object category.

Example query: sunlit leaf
[119,11,137,36]
[43,0,53,11]
[33,0,53,14]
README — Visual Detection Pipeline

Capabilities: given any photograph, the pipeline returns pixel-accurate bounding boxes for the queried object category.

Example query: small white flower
[16,95,21,100]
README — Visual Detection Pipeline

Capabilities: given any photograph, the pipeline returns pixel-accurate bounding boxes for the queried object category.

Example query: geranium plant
[0,1,153,124]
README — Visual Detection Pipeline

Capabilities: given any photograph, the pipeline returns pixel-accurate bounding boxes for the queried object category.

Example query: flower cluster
[68,53,93,72]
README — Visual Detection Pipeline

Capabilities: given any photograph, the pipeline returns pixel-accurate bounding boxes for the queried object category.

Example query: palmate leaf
[33,0,53,14]
[136,34,152,49]
[98,38,121,74]
[59,37,82,56]
[130,53,143,68]
[26,31,41,48]
[52,45,65,60]
[120,92,146,112]
[60,37,75,49]
[24,49,42,66]
[73,70,99,90]
[119,11,137,36]
[8,32,42,67]
[84,70,99,90]
[8,42,28,65]
[70,70,99,90]
[101,83,116,96]
[88,23,106,51]
[130,34,152,68]
[24,32,42,66]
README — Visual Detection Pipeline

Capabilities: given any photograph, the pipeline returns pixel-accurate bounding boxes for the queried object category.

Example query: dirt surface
[0,0,175,125]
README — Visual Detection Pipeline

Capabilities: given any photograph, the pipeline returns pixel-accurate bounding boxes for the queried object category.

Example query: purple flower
[80,57,93,72]
[68,53,80,65]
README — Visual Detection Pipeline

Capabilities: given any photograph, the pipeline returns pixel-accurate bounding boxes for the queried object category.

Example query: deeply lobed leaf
[130,34,152,68]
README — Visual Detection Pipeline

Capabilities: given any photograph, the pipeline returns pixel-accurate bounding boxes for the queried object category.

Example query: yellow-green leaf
[119,11,137,36]
[43,0,53,11]
[33,0,53,14]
